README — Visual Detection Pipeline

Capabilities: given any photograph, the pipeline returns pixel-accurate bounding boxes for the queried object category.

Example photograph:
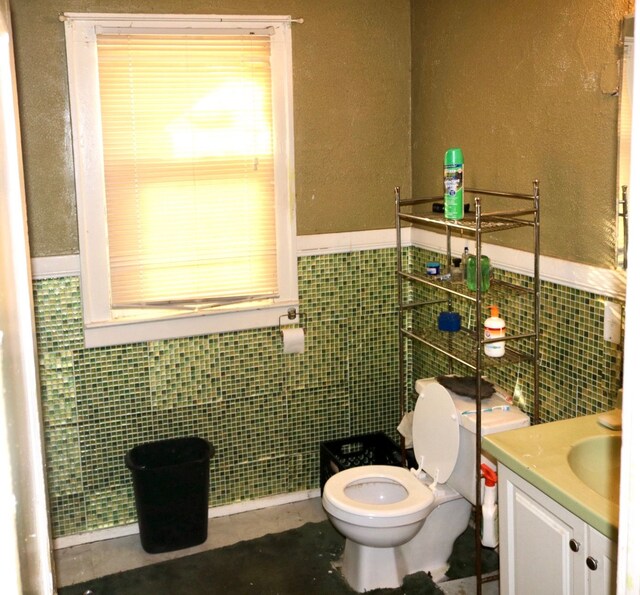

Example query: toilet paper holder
[278,307,305,331]
[279,307,306,354]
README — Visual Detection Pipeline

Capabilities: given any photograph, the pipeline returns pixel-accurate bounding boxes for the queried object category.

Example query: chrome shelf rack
[394,181,541,594]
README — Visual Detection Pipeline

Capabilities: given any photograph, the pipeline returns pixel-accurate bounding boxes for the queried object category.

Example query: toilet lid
[412,382,459,483]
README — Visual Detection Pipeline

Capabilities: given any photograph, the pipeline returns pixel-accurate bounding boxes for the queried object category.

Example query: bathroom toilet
[322,377,529,592]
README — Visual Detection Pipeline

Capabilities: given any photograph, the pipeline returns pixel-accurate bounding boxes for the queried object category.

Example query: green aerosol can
[444,148,464,220]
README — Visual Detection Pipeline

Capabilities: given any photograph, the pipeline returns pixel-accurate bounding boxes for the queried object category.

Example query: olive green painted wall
[10,0,411,257]
[411,0,629,267]
[12,1,629,266]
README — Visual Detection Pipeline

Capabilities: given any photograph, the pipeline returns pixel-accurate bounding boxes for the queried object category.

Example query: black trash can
[125,436,214,554]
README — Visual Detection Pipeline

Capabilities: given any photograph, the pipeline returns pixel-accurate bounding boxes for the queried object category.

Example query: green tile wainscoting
[34,247,624,539]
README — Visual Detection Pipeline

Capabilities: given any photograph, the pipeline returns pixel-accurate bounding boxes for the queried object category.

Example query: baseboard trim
[52,488,320,550]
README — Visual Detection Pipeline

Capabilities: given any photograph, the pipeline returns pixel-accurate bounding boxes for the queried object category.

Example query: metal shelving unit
[394,181,540,594]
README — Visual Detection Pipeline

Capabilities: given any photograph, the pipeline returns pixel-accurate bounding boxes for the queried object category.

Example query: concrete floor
[54,496,498,594]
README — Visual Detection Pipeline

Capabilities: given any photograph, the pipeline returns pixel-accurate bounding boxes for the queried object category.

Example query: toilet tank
[415,378,530,504]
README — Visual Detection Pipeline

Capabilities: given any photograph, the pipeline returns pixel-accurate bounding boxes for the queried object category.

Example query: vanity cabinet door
[498,464,617,595]
[498,465,585,595]
[585,526,617,595]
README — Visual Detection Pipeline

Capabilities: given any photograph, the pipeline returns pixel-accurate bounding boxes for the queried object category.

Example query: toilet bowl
[322,377,530,592]
[323,463,470,591]
[322,465,435,547]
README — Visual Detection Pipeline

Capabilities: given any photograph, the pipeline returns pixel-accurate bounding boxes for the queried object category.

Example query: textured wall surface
[10,0,411,256]
[12,0,628,263]
[411,0,628,267]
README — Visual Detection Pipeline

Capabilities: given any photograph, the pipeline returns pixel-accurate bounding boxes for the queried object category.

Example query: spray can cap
[444,147,464,166]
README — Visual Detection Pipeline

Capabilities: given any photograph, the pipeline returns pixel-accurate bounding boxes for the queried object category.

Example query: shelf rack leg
[395,187,407,463]
[533,179,541,425]
[473,195,484,595]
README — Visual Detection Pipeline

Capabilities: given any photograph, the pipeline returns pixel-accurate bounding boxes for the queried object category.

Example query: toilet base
[341,539,407,592]
[338,496,472,592]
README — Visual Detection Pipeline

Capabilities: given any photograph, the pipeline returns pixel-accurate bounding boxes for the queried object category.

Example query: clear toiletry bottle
[450,257,463,283]
[461,247,469,282]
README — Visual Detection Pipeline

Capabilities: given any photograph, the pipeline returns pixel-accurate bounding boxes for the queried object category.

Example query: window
[64,14,297,347]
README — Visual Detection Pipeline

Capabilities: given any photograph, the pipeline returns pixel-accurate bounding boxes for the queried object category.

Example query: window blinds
[96,33,278,308]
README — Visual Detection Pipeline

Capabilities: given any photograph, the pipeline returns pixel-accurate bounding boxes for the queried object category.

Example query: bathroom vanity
[498,464,616,594]
[483,414,619,595]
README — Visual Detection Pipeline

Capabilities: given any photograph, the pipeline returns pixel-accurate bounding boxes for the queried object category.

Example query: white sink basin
[568,435,621,502]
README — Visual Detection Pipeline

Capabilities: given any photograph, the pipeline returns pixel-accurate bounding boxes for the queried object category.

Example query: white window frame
[64,13,298,348]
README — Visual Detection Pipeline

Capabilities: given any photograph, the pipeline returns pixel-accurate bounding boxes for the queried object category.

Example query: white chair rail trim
[32,228,626,301]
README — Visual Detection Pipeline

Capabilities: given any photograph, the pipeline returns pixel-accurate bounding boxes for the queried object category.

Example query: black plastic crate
[320,432,403,492]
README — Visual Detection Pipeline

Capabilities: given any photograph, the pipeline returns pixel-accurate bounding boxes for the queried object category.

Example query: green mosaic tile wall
[35,250,403,538]
[34,248,624,539]
[408,248,624,422]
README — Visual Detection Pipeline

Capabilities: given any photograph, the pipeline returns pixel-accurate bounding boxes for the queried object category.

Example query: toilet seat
[323,465,433,520]
[412,381,460,484]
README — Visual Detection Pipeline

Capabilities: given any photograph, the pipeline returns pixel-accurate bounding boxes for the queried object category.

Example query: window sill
[83,301,299,348]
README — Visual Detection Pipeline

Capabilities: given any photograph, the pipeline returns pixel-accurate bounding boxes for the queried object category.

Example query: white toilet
[322,377,529,592]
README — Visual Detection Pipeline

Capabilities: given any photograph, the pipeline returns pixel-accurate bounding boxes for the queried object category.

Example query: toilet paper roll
[281,327,305,354]
[397,411,414,448]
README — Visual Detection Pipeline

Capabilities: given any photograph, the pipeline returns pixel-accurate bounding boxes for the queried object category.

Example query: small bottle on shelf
[461,247,469,281]
[484,305,506,357]
[466,255,491,292]
[450,257,463,283]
